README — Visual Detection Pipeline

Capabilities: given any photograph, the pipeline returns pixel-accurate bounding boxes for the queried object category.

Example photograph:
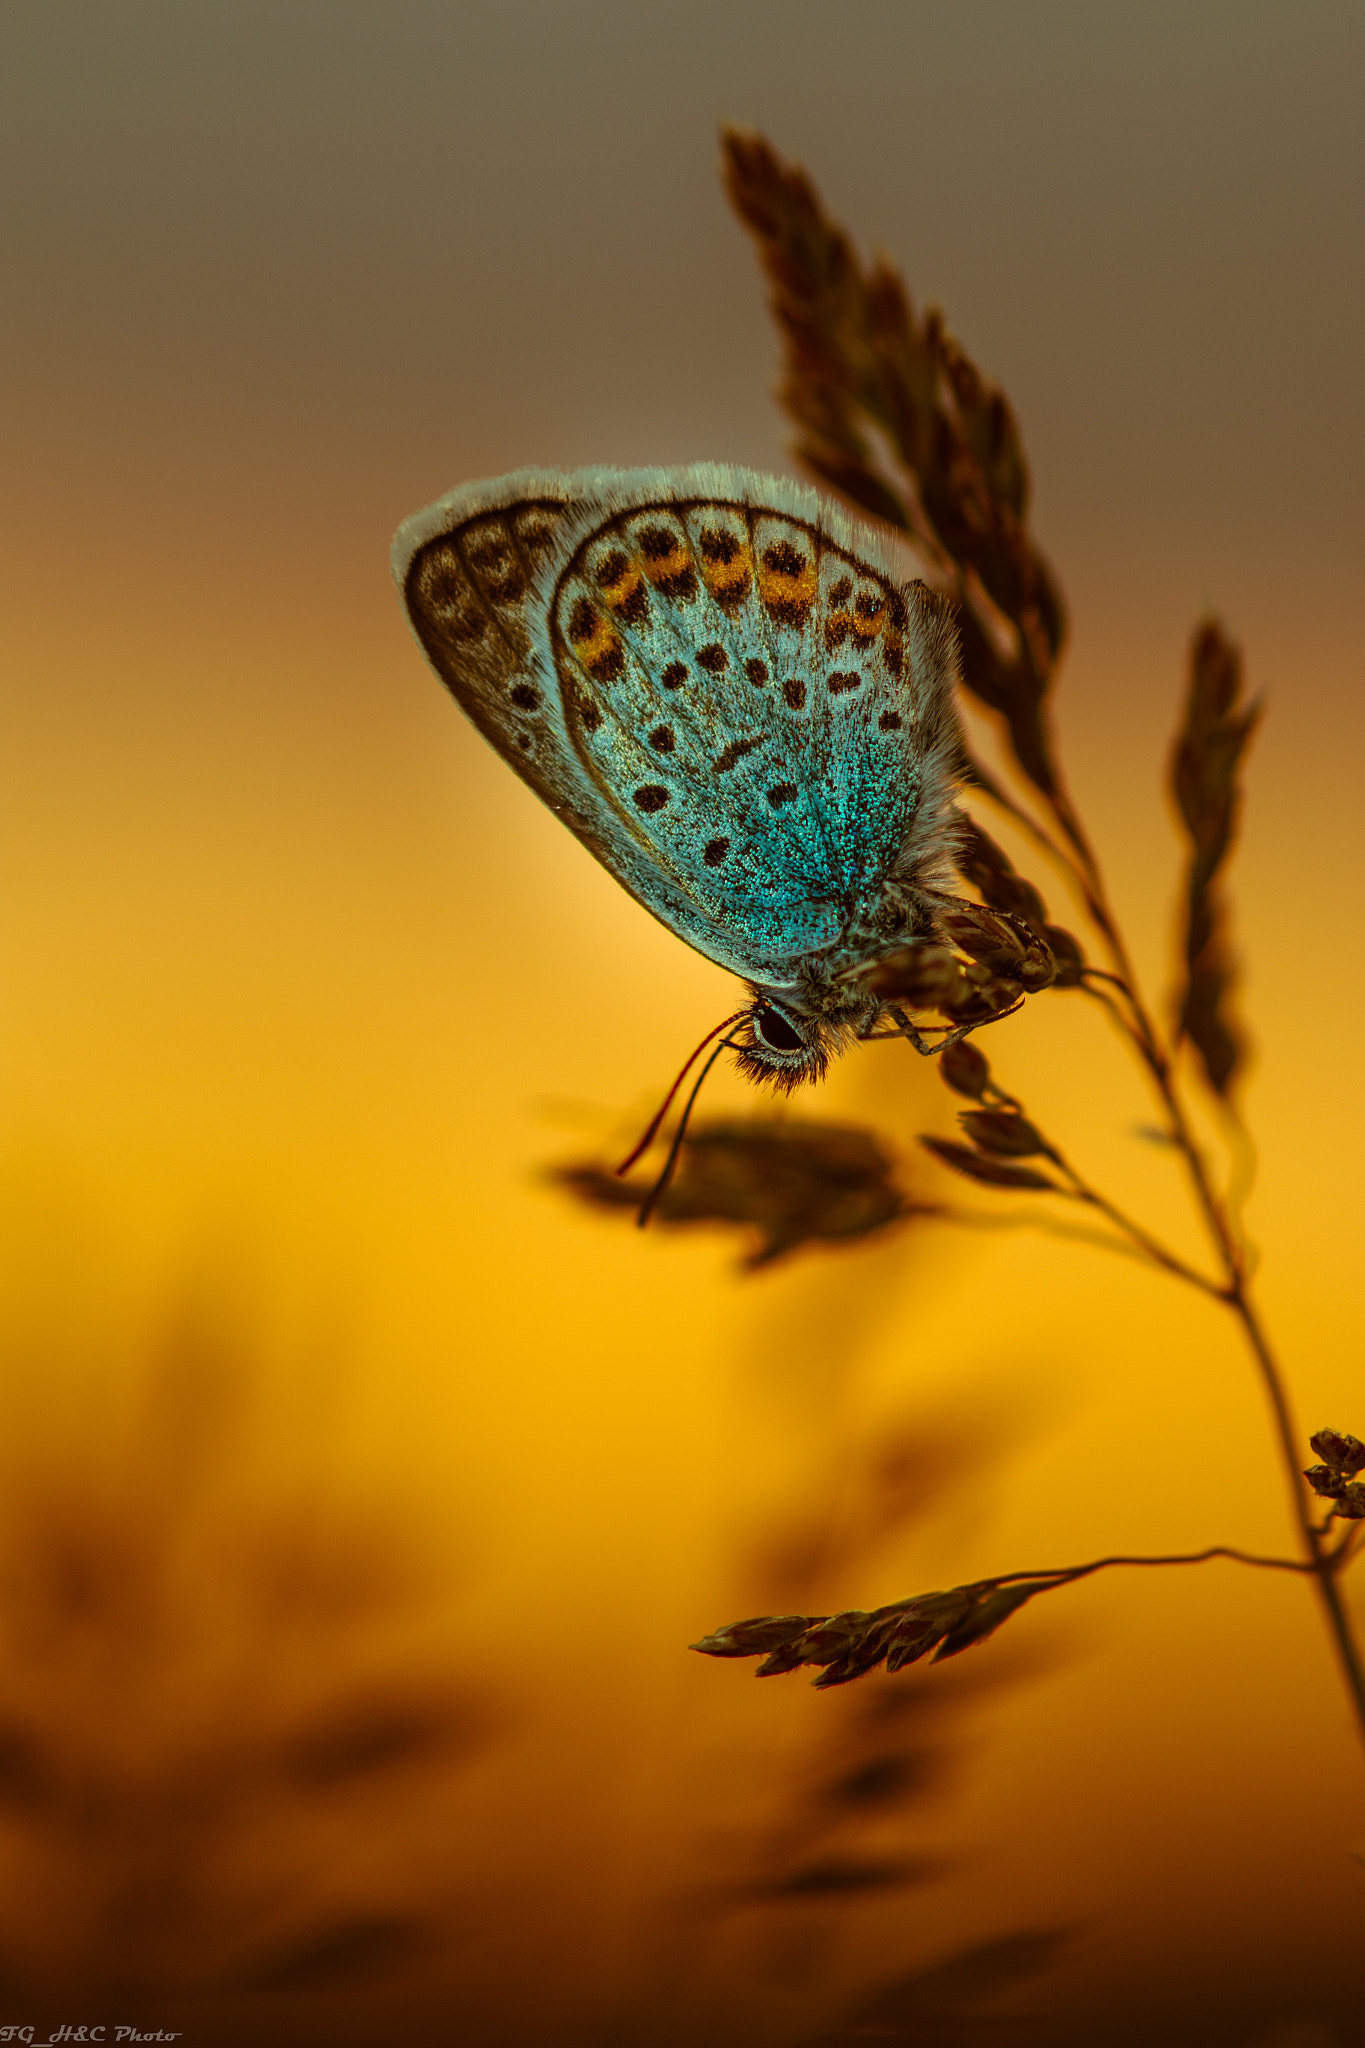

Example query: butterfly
[392,463,969,1097]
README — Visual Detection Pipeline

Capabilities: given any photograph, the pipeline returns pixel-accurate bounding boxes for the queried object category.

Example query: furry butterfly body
[392,464,963,1083]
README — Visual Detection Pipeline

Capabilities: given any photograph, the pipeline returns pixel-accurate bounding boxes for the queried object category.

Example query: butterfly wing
[393,465,960,985]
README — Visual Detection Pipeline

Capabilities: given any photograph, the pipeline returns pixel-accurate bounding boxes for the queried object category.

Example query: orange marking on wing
[640,538,690,583]
[700,541,754,606]
[594,548,644,608]
[758,546,818,622]
[568,601,623,680]
[851,589,888,642]
[602,564,645,607]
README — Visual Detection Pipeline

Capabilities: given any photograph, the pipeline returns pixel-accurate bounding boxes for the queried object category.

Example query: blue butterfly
[394,465,974,1102]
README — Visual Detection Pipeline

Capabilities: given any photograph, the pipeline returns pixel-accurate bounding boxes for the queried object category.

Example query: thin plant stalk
[1037,793,1365,1746]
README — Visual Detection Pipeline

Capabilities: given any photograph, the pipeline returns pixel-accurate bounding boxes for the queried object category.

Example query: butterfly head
[734,986,879,1091]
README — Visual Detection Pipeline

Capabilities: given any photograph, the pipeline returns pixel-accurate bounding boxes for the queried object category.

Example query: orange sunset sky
[3,4,1365,2042]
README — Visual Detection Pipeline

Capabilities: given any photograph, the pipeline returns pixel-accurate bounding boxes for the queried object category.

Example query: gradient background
[3,3,1364,2042]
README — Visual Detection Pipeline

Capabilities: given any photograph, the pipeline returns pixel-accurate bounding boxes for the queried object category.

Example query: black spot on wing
[713,735,766,775]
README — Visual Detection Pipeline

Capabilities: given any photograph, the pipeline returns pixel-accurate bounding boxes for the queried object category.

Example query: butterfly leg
[858,1004,938,1054]
[859,1000,1025,1056]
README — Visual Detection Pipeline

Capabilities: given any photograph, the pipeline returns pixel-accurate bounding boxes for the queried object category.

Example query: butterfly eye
[753,1005,805,1053]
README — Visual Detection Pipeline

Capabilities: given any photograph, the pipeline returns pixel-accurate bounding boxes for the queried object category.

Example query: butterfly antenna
[635,1033,740,1230]
[616,1009,747,1176]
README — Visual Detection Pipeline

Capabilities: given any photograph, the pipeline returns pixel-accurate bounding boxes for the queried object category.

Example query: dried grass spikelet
[1169,619,1261,1097]
[857,896,1056,1030]
[917,1030,1066,1194]
[693,1577,1058,1689]
[721,124,1068,806]
[917,1135,1059,1196]
[1304,1430,1365,1520]
[952,816,1086,984]
[554,1117,922,1267]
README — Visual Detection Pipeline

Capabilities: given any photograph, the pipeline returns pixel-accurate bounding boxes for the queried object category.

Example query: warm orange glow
[4,6,1365,2039]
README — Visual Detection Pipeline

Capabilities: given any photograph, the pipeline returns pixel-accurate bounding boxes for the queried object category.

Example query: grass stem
[1044,777,1365,1752]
